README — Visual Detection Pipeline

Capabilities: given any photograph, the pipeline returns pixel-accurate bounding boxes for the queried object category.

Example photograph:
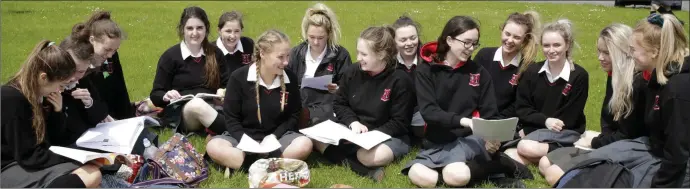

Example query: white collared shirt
[397,53,418,69]
[216,37,244,56]
[180,40,205,59]
[539,60,571,83]
[493,47,521,68]
[246,63,291,89]
[304,45,327,78]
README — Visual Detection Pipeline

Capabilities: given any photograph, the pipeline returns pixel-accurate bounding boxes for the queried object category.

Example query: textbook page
[236,134,282,153]
[49,146,131,165]
[168,93,223,105]
[344,130,391,150]
[75,117,146,154]
[471,117,519,141]
[301,75,333,91]
[300,120,391,149]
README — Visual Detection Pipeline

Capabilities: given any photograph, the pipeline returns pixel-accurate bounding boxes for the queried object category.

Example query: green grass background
[2,1,689,188]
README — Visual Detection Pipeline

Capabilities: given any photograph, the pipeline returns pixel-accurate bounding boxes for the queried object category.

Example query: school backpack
[248,158,311,188]
[131,133,208,188]
[553,158,633,188]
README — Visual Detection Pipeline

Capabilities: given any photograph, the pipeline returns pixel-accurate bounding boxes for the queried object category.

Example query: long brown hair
[7,40,76,144]
[178,6,220,88]
[252,30,290,123]
[71,11,125,45]
[501,11,542,76]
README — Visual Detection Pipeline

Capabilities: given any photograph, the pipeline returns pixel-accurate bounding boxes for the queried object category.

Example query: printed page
[301,75,333,91]
[76,117,145,154]
[49,146,124,165]
[345,130,391,150]
[299,120,351,146]
[168,95,195,105]
[236,134,281,153]
[471,117,519,142]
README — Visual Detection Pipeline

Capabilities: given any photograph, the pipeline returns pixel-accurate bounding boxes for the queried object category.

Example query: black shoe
[497,153,534,180]
[489,177,526,188]
[367,167,385,183]
[343,158,385,182]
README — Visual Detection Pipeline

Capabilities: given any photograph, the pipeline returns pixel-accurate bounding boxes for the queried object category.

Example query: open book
[471,117,519,141]
[299,120,391,150]
[50,146,131,166]
[236,134,282,154]
[169,93,223,105]
[75,116,155,154]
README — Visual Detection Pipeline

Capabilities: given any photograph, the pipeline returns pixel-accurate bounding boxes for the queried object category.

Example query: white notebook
[471,117,519,141]
[75,116,152,154]
[299,120,391,150]
[236,134,282,154]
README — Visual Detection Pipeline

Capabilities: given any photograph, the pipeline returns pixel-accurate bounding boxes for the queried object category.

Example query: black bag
[554,158,633,188]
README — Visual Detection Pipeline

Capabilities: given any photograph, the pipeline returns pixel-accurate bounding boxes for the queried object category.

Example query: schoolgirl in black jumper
[205,29,313,172]
[313,26,414,182]
[538,23,649,186]
[400,16,504,188]
[72,11,133,121]
[150,6,228,134]
[214,10,255,74]
[1,40,102,188]
[391,15,425,144]
[52,34,110,145]
[474,11,541,119]
[503,19,589,166]
[287,3,352,124]
[583,13,690,188]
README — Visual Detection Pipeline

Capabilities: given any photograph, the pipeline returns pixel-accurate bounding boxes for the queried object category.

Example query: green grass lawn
[2,1,689,188]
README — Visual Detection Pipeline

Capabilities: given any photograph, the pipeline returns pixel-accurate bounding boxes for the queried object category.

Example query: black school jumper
[287,42,352,123]
[1,85,82,188]
[88,52,136,120]
[150,43,228,133]
[213,36,254,76]
[222,64,301,141]
[55,78,109,146]
[512,61,588,150]
[474,47,522,118]
[644,57,690,188]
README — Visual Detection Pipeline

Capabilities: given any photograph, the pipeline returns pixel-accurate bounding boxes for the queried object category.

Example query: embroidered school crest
[469,73,480,87]
[562,83,572,96]
[509,74,519,86]
[653,95,660,110]
[380,89,391,102]
[327,63,334,72]
[242,54,252,64]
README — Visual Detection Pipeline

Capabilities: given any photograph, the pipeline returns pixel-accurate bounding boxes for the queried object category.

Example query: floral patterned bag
[131,133,208,188]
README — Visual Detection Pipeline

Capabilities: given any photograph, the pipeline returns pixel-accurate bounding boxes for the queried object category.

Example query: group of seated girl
[2,2,688,188]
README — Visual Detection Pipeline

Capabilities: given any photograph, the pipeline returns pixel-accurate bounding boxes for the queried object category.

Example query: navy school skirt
[401,135,491,175]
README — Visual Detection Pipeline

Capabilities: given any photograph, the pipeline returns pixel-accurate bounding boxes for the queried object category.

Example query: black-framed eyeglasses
[453,38,480,49]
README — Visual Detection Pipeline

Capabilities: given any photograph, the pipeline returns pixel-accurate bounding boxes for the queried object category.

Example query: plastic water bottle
[142,138,158,160]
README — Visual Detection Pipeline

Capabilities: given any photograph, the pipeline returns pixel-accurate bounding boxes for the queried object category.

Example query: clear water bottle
[142,138,158,160]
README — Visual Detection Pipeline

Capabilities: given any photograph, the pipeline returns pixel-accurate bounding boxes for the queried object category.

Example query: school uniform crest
[562,83,572,96]
[509,74,519,86]
[380,89,391,102]
[469,73,480,87]
[653,95,660,110]
[327,63,334,72]
[242,54,252,64]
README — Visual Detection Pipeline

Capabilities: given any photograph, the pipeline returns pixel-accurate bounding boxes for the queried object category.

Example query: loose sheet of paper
[299,120,350,146]
[236,134,281,153]
[300,75,333,91]
[471,117,519,141]
[345,130,392,150]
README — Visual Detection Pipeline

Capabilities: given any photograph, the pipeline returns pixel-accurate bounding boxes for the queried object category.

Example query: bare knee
[183,98,206,116]
[544,165,565,186]
[72,164,102,188]
[313,140,329,153]
[505,148,526,165]
[517,140,547,159]
[408,163,438,188]
[206,138,244,169]
[356,145,394,167]
[442,162,471,187]
[539,156,552,174]
[282,136,313,160]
